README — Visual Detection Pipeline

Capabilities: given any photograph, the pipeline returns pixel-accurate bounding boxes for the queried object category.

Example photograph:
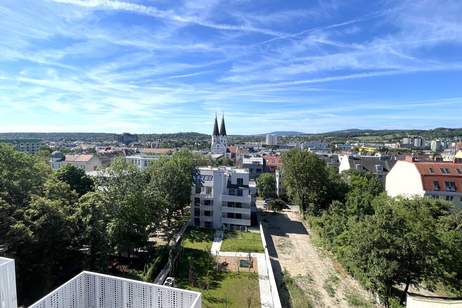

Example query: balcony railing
[29,271,201,308]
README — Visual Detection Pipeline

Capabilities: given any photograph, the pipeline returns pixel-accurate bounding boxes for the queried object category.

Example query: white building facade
[192,167,255,230]
[0,257,17,308]
[126,155,159,171]
[265,134,278,146]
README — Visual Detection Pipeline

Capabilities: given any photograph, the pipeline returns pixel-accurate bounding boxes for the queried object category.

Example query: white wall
[0,258,17,308]
[386,161,425,198]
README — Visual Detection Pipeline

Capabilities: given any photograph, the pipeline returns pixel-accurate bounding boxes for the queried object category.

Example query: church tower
[211,114,228,155]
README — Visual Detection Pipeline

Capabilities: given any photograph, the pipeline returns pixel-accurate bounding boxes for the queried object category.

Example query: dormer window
[429,167,434,174]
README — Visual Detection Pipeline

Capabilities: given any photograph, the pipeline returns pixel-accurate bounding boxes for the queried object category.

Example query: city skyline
[1,0,462,134]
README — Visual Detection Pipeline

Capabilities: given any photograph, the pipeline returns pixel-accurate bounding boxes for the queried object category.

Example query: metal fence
[28,271,201,308]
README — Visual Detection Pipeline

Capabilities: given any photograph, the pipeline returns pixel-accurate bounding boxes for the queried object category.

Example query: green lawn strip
[220,231,264,253]
[181,227,214,251]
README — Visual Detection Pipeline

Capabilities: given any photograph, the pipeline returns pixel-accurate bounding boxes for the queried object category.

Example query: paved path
[210,230,223,255]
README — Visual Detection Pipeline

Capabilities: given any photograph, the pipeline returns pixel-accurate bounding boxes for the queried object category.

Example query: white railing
[29,271,201,308]
[259,223,282,308]
[0,257,17,308]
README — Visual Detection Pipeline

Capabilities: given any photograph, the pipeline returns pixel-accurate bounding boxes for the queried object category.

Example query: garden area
[173,227,261,308]
[220,231,264,253]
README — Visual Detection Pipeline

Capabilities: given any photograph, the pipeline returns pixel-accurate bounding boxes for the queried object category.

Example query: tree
[75,192,110,272]
[340,197,451,306]
[282,149,330,215]
[267,199,286,212]
[256,173,276,199]
[97,157,151,257]
[55,164,94,196]
[146,150,196,234]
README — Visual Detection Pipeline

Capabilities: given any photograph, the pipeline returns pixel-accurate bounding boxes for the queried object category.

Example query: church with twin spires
[211,114,228,155]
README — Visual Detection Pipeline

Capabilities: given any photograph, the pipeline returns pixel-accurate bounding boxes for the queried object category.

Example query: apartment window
[235,213,242,219]
[194,198,200,205]
[194,218,200,226]
[204,222,212,228]
[433,181,441,191]
[456,168,462,175]
[204,210,212,217]
[445,181,457,192]
[227,202,234,207]
[237,189,243,196]
[235,202,242,208]
[204,200,213,206]
[237,178,243,186]
[205,187,212,195]
[194,208,200,217]
[429,167,434,174]
[440,168,451,174]
[229,188,236,195]
[195,184,201,194]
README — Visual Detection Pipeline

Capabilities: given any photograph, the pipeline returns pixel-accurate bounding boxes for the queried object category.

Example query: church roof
[220,116,227,136]
[213,115,219,136]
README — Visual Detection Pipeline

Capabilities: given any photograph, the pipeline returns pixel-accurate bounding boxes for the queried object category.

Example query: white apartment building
[1,139,41,154]
[241,156,265,179]
[126,154,159,171]
[386,157,462,207]
[265,134,278,146]
[191,167,255,230]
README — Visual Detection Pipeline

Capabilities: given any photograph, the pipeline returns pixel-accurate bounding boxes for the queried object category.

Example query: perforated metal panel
[29,271,201,308]
[0,257,17,308]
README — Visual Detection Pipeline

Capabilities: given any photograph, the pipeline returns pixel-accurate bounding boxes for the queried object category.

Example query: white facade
[265,134,278,146]
[406,294,462,308]
[192,167,254,230]
[126,155,159,171]
[0,258,17,308]
[386,161,426,198]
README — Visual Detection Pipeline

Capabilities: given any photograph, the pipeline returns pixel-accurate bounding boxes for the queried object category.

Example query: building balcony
[222,206,251,215]
[222,194,251,203]
[28,271,201,308]
[222,217,251,226]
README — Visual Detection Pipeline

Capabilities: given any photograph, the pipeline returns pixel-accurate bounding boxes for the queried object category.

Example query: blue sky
[1,0,462,134]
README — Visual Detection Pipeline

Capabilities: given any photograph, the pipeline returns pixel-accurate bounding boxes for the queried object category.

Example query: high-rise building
[431,140,442,152]
[265,134,278,146]
[118,132,138,145]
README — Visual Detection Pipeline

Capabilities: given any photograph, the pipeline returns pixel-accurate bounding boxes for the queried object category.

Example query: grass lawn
[174,227,260,307]
[220,231,264,253]
[181,227,214,251]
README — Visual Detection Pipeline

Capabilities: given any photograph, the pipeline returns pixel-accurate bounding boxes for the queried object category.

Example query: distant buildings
[0,139,41,154]
[431,140,443,152]
[263,154,282,173]
[265,134,278,146]
[126,154,159,171]
[386,157,462,207]
[241,156,265,180]
[191,167,255,230]
[211,114,228,156]
[118,132,138,145]
[339,154,397,182]
[50,152,102,172]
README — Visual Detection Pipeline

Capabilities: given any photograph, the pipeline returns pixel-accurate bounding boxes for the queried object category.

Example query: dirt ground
[216,256,258,273]
[262,207,379,308]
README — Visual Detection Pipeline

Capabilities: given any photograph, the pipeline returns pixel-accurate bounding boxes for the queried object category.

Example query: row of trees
[0,144,196,305]
[281,149,462,307]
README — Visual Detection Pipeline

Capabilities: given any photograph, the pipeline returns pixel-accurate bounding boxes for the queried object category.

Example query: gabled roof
[411,161,462,193]
[65,154,95,162]
[347,156,396,173]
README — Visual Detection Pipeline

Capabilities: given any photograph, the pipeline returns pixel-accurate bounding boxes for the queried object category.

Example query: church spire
[213,113,219,136]
[220,114,227,136]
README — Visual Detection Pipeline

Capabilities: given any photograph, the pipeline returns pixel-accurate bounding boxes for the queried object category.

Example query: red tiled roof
[263,155,282,167]
[413,162,462,193]
[65,154,95,162]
